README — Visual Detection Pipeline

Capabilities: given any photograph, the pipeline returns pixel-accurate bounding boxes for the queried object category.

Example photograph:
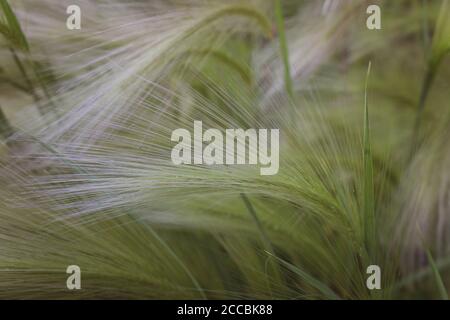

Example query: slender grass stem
[417,225,449,300]
[275,0,294,100]
[146,225,207,299]
[9,48,42,111]
[393,256,450,291]
[410,67,435,157]
[425,248,449,300]
[240,193,283,289]
[0,105,13,139]
[0,76,28,92]
[1,0,56,115]
[363,61,375,258]
[0,0,29,50]
[240,193,274,256]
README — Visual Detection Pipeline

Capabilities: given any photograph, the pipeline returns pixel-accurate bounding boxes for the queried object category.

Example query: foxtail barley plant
[0,0,449,299]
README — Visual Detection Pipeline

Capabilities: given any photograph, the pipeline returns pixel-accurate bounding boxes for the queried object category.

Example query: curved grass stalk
[410,68,435,156]
[166,48,252,86]
[183,49,252,85]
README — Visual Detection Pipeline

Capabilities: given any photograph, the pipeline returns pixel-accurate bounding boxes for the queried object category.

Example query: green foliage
[0,0,29,50]
[275,0,294,100]
[0,0,449,300]
[363,62,375,258]
[426,247,449,300]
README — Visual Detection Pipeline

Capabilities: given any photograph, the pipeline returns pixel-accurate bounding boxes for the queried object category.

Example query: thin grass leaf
[240,193,283,289]
[275,0,293,100]
[363,61,375,256]
[267,252,340,300]
[417,225,449,300]
[0,105,12,138]
[179,49,252,85]
[0,0,29,50]
[0,0,449,300]
[426,248,449,300]
[430,0,450,69]
[146,226,207,299]
[186,5,272,40]
[241,194,274,256]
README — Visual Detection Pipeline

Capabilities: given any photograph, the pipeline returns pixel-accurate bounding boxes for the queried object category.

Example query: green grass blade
[393,256,450,291]
[431,0,450,68]
[146,226,207,299]
[0,21,9,38]
[182,49,252,85]
[267,252,340,300]
[240,193,283,287]
[240,193,274,255]
[0,0,29,50]
[363,61,375,256]
[0,104,13,138]
[416,225,448,299]
[275,0,294,100]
